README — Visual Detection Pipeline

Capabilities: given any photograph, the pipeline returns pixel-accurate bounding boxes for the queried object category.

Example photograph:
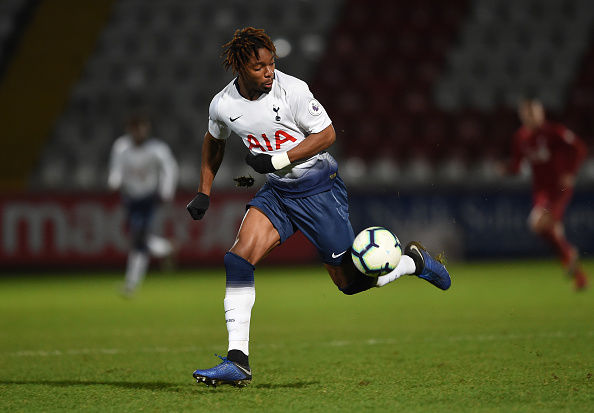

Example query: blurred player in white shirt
[108,114,179,297]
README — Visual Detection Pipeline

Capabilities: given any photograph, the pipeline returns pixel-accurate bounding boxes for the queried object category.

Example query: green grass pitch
[1,259,593,412]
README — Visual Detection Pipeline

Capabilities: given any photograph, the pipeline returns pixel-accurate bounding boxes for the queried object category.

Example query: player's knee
[131,230,148,251]
[530,218,552,235]
[339,272,375,295]
[325,260,355,290]
[340,283,359,295]
[529,208,555,234]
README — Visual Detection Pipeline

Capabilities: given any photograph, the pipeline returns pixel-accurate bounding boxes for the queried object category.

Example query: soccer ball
[351,226,402,277]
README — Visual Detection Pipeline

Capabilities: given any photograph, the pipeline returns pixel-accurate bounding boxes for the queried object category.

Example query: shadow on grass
[0,380,183,392]
[1,379,320,391]
[252,380,319,389]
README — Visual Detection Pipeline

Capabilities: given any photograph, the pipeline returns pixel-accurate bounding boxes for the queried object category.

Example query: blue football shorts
[248,174,354,266]
[124,194,158,250]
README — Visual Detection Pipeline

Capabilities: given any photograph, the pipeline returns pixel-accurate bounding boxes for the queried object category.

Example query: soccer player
[108,113,179,297]
[501,98,589,291]
[186,27,451,387]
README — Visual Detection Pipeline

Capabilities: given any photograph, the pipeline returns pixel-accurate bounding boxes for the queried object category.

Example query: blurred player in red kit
[501,98,588,291]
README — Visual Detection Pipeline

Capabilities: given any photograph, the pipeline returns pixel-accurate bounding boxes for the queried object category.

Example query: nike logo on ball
[332,250,347,259]
[230,115,242,122]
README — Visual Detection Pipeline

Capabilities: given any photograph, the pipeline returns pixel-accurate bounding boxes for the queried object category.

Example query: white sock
[124,250,149,291]
[375,255,417,287]
[225,286,255,355]
[147,234,173,258]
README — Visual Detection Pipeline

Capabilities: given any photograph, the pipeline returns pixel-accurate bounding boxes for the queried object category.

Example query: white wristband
[271,152,291,170]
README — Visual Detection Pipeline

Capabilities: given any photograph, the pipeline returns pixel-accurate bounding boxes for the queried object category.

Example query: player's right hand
[187,192,210,220]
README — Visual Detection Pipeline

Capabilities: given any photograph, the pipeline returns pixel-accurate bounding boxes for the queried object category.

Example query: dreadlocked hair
[221,27,277,76]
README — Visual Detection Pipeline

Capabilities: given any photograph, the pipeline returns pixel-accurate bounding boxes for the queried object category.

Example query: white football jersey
[108,135,179,201]
[208,70,331,150]
[208,70,337,197]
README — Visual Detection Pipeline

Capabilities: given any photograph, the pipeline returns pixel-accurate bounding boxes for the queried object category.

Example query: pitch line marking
[7,331,593,358]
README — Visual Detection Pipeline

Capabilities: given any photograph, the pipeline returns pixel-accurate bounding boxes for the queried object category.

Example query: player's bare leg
[528,207,572,267]
[325,258,360,290]
[529,207,588,291]
[229,207,281,263]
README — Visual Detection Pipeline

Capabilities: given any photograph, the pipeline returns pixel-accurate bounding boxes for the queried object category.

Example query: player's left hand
[245,153,276,174]
[246,152,291,174]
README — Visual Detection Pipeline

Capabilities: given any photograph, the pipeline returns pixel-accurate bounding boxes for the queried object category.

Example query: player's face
[129,121,150,145]
[518,101,545,130]
[239,47,275,100]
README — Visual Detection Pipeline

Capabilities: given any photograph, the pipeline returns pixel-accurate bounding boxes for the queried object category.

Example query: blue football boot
[404,241,451,290]
[192,354,252,387]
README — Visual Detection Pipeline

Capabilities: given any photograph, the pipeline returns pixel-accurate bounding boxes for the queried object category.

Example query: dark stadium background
[1,0,593,270]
